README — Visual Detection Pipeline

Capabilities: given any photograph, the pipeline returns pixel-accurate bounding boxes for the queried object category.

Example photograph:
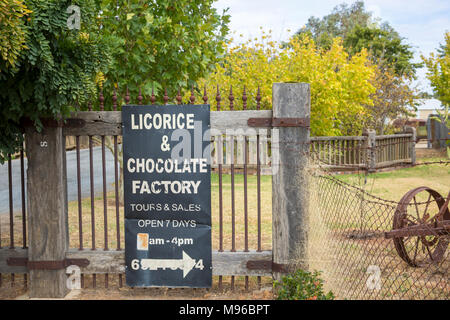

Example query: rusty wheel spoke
[392,187,448,267]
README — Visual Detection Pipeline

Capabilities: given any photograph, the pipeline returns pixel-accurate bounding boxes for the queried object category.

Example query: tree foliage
[423,32,450,157]
[364,64,418,134]
[0,0,31,71]
[295,1,418,77]
[296,1,371,50]
[345,25,418,77]
[0,0,111,162]
[195,32,375,136]
[422,32,450,108]
[99,0,230,107]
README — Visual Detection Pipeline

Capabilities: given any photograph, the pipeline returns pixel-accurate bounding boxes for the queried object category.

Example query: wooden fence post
[272,83,310,280]
[25,124,69,298]
[363,129,376,173]
[404,126,417,165]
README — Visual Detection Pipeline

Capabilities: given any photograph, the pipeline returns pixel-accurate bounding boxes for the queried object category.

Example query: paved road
[0,147,117,215]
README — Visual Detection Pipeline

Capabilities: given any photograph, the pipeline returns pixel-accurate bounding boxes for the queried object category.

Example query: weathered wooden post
[272,83,310,280]
[404,126,417,165]
[363,129,376,173]
[25,123,69,298]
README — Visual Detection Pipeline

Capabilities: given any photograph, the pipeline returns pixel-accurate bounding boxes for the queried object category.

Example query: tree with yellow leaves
[0,0,31,71]
[422,32,450,108]
[422,32,450,157]
[195,32,375,136]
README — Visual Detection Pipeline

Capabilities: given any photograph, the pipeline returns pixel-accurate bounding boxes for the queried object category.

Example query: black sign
[122,105,212,288]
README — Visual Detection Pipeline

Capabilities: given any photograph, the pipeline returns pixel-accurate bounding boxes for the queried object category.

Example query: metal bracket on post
[246,260,291,274]
[6,257,90,270]
[247,117,310,128]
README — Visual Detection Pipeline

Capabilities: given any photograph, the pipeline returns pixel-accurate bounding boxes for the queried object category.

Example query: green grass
[336,157,450,202]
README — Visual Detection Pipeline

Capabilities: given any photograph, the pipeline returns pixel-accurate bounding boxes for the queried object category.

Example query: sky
[213,0,450,93]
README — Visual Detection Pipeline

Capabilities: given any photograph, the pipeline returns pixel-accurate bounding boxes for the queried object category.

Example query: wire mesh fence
[308,168,449,300]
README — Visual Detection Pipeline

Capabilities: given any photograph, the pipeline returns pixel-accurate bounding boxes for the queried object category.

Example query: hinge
[7,258,90,270]
[248,117,310,128]
[246,260,291,273]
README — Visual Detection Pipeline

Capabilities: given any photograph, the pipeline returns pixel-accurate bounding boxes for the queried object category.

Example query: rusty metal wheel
[393,187,450,267]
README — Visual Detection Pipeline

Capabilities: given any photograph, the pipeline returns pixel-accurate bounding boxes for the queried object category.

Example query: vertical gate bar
[114,135,120,250]
[100,90,109,289]
[88,102,96,251]
[20,147,26,248]
[8,154,15,287]
[123,86,130,290]
[8,156,14,248]
[20,146,27,288]
[229,87,236,255]
[216,86,223,289]
[100,91,108,251]
[113,88,121,251]
[101,139,108,251]
[76,136,83,250]
[256,87,262,289]
[242,87,249,291]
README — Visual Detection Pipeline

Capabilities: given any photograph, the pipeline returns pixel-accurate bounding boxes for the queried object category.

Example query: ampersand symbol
[161,135,171,152]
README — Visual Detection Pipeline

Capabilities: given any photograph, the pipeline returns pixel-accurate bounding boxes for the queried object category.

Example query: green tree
[345,25,419,77]
[295,1,418,77]
[0,0,111,162]
[0,0,31,71]
[99,0,230,106]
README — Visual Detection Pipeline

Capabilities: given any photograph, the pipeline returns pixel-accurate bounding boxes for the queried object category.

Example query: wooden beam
[0,249,273,277]
[63,110,274,136]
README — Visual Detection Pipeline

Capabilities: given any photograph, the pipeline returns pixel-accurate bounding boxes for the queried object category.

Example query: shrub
[273,269,335,300]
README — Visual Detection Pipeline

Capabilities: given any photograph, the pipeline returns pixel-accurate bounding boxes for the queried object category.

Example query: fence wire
[308,164,449,300]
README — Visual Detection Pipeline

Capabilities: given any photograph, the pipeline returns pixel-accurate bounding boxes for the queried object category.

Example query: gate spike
[190,85,195,104]
[125,87,130,105]
[229,86,234,110]
[163,88,169,105]
[150,85,156,105]
[242,86,247,110]
[138,88,143,105]
[176,88,182,105]
[215,85,221,111]
[203,85,208,104]
[112,87,118,111]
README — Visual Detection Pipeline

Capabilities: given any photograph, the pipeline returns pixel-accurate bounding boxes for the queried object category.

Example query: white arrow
[140,251,197,278]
